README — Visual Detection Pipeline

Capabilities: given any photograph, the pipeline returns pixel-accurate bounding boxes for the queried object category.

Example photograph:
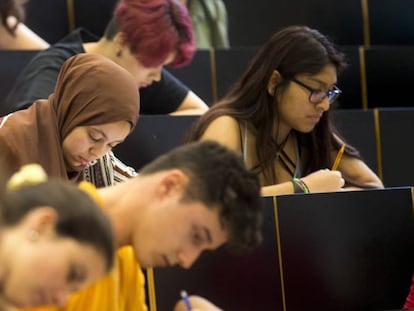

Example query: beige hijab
[0,53,139,181]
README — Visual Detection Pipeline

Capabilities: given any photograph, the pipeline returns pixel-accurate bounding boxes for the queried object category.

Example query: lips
[78,156,90,166]
[308,114,322,123]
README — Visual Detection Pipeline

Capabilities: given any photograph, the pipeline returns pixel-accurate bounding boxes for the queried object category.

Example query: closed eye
[89,134,101,143]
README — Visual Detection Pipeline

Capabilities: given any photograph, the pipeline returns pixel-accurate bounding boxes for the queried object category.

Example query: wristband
[292,178,310,194]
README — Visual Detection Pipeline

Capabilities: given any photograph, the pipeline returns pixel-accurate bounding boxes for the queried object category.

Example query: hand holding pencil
[174,291,223,311]
[180,291,192,311]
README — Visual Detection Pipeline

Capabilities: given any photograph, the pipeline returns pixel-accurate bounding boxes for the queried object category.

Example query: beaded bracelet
[292,177,310,194]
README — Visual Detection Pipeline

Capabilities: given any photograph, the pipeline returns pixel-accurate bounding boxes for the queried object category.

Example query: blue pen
[180,290,192,311]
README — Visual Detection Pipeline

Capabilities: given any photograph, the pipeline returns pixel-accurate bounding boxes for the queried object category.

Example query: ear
[25,207,58,236]
[267,70,282,96]
[113,32,128,49]
[158,169,189,198]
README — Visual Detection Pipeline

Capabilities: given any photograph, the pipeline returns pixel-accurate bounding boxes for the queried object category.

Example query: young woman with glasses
[185,25,383,195]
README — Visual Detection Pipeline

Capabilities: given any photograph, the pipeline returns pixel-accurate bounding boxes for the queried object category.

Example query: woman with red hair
[5,0,207,115]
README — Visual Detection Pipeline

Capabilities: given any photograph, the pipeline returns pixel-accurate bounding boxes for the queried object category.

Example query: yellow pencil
[332,144,345,170]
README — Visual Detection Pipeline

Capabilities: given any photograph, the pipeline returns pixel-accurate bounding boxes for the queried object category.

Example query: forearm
[261,181,295,196]
[170,108,207,116]
[0,19,49,50]
[172,91,209,115]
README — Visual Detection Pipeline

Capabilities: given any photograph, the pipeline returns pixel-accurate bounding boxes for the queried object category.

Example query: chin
[69,164,85,172]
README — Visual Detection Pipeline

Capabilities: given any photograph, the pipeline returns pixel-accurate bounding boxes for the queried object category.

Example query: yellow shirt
[19,182,148,311]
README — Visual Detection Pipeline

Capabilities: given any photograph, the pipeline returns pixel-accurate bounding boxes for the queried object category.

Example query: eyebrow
[308,77,337,89]
[91,127,108,140]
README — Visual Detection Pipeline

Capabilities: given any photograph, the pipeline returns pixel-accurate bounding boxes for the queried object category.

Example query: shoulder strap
[243,121,249,162]
[293,132,302,178]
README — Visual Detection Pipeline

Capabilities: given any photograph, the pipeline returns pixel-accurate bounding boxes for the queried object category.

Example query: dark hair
[0,0,24,35]
[140,140,263,253]
[104,0,195,68]
[1,180,115,271]
[185,25,361,184]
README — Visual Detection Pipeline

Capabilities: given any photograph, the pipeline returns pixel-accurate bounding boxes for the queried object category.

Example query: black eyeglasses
[291,78,342,104]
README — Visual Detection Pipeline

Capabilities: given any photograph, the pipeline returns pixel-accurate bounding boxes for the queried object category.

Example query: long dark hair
[185,25,361,184]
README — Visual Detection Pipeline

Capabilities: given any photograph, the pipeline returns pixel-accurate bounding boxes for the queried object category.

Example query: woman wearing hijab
[0,53,139,182]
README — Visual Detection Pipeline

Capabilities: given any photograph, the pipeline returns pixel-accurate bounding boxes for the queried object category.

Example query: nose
[316,96,330,112]
[89,142,109,160]
[177,250,201,269]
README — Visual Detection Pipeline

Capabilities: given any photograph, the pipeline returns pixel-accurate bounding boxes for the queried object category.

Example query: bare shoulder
[200,115,241,152]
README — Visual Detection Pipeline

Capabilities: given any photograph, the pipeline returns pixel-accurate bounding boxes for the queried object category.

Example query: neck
[274,124,291,145]
[97,177,150,248]
[83,39,115,59]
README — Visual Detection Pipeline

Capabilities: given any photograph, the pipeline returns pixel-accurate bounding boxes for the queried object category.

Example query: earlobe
[267,70,282,96]
[29,207,58,235]
[113,32,127,58]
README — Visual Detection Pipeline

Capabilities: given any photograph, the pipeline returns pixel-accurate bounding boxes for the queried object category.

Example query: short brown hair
[140,141,264,253]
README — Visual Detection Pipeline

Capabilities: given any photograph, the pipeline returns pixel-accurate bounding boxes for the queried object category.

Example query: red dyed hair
[115,0,195,68]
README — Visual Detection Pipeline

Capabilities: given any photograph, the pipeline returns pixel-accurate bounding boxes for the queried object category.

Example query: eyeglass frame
[290,78,342,105]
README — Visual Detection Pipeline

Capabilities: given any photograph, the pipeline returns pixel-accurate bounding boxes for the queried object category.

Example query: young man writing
[22,141,263,311]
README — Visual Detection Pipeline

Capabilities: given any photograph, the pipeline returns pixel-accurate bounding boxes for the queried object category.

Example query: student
[20,140,264,311]
[0,164,114,309]
[185,25,384,195]
[180,0,230,49]
[0,0,49,49]
[4,0,208,116]
[0,53,139,182]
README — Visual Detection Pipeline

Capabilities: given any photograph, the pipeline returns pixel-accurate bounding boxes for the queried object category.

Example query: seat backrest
[378,107,414,187]
[0,50,39,116]
[113,115,199,171]
[368,0,414,45]
[225,0,364,47]
[365,46,414,108]
[168,50,214,105]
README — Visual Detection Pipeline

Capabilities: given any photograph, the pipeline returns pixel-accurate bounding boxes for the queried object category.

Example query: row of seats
[225,0,414,47]
[2,45,414,111]
[149,188,414,310]
[113,108,414,188]
[22,0,414,46]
